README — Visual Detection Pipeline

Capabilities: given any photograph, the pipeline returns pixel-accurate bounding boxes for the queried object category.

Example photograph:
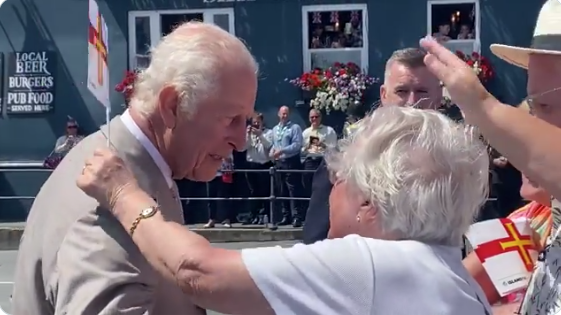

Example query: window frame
[301,4,369,72]
[128,8,236,69]
[426,0,481,54]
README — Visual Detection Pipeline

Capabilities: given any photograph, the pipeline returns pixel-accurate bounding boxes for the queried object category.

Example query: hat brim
[490,44,561,69]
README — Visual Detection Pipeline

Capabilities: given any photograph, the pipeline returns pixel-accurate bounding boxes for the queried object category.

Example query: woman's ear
[358,198,377,221]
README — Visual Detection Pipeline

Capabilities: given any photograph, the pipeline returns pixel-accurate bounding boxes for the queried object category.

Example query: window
[302,4,368,72]
[128,9,235,69]
[427,0,480,55]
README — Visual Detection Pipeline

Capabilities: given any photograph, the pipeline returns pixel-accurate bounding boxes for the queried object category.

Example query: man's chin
[190,167,220,182]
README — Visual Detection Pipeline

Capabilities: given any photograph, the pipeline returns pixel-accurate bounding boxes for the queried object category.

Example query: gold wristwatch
[129,206,159,236]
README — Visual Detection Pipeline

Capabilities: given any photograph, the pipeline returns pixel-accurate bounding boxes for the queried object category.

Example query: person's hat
[490,0,561,69]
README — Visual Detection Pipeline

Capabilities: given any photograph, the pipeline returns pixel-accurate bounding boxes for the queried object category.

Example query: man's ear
[158,86,179,129]
[380,85,387,105]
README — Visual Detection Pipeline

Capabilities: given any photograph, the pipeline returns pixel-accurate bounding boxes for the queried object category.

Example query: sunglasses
[524,86,561,114]
[67,125,77,129]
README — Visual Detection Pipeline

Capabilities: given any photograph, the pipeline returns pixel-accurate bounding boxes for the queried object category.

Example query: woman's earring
[357,216,361,223]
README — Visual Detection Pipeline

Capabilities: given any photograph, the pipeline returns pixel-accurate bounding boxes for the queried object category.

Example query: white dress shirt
[120,110,173,188]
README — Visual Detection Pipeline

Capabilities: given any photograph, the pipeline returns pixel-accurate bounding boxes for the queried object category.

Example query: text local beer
[15,52,51,75]
[6,51,56,113]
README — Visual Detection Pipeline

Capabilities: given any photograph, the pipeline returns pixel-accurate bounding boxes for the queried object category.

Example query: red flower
[467,60,474,66]
[338,69,347,75]
[116,69,139,103]
[472,52,480,59]
[456,50,465,59]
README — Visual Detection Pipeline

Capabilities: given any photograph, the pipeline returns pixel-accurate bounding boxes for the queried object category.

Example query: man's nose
[231,122,247,152]
[407,93,422,105]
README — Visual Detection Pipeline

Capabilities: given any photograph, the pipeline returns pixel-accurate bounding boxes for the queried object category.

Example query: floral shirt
[520,199,561,314]
[492,202,552,305]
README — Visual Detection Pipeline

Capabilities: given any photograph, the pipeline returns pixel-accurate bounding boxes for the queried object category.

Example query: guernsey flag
[465,218,537,297]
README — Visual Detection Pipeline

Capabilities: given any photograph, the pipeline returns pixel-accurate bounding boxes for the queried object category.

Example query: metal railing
[0,167,317,229]
[0,166,500,232]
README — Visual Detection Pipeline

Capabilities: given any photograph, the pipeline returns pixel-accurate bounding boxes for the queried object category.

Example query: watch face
[141,207,156,217]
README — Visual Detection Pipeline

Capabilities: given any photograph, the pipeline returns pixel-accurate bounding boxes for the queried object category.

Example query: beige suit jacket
[12,117,205,315]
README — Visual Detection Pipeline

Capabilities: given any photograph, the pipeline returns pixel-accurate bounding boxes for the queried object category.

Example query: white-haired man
[12,22,257,314]
[303,47,443,244]
[76,106,492,315]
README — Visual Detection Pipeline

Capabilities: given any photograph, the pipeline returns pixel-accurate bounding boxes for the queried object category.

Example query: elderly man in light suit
[12,22,258,314]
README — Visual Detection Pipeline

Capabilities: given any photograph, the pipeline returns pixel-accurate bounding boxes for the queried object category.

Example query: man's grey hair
[131,22,258,116]
[384,48,427,80]
[326,106,489,246]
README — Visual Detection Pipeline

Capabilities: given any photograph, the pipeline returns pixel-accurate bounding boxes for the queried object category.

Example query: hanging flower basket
[115,69,139,108]
[287,62,379,114]
[455,51,494,83]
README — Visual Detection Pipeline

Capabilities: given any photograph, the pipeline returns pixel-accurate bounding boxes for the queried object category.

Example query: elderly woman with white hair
[77,106,492,315]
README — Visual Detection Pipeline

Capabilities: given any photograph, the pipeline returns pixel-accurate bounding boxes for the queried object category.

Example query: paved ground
[0,241,298,315]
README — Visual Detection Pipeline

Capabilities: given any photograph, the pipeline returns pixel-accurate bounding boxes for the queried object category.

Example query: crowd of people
[11,0,561,314]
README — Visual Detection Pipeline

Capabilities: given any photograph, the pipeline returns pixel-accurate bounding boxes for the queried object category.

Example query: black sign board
[5,51,56,114]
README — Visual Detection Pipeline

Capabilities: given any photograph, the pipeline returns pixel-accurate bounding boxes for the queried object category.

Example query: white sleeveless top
[242,235,491,315]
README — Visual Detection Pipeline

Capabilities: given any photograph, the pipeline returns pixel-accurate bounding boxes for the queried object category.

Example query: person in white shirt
[301,109,337,212]
[77,105,493,315]
[242,112,273,224]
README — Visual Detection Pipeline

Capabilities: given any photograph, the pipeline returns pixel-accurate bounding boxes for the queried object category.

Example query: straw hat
[490,0,561,69]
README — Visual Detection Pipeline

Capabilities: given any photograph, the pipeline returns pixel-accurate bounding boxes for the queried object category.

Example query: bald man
[270,106,304,227]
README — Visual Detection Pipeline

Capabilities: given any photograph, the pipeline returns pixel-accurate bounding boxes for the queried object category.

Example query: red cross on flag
[465,218,537,297]
[87,0,110,108]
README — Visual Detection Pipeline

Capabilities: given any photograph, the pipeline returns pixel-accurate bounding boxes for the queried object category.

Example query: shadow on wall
[481,1,540,104]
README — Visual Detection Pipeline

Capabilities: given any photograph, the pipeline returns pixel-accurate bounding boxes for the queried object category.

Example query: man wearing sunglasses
[302,47,443,244]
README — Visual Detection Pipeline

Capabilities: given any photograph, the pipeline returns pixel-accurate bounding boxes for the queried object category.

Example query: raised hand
[420,36,496,117]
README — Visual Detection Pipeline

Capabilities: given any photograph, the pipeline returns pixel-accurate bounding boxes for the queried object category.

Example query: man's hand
[251,127,262,136]
[273,150,282,159]
[493,156,508,168]
[420,36,496,117]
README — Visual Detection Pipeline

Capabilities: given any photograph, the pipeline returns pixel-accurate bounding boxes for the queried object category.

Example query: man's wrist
[463,96,503,126]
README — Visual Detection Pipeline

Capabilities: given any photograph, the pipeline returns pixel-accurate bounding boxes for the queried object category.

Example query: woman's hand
[419,36,497,118]
[77,148,140,212]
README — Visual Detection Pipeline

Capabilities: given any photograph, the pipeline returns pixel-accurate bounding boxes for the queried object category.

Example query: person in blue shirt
[270,106,304,227]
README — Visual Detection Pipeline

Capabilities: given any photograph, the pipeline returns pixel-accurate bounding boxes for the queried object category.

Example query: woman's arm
[79,149,376,315]
[111,189,274,315]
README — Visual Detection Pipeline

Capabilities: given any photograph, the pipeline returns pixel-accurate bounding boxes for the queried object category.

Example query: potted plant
[287,62,378,114]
